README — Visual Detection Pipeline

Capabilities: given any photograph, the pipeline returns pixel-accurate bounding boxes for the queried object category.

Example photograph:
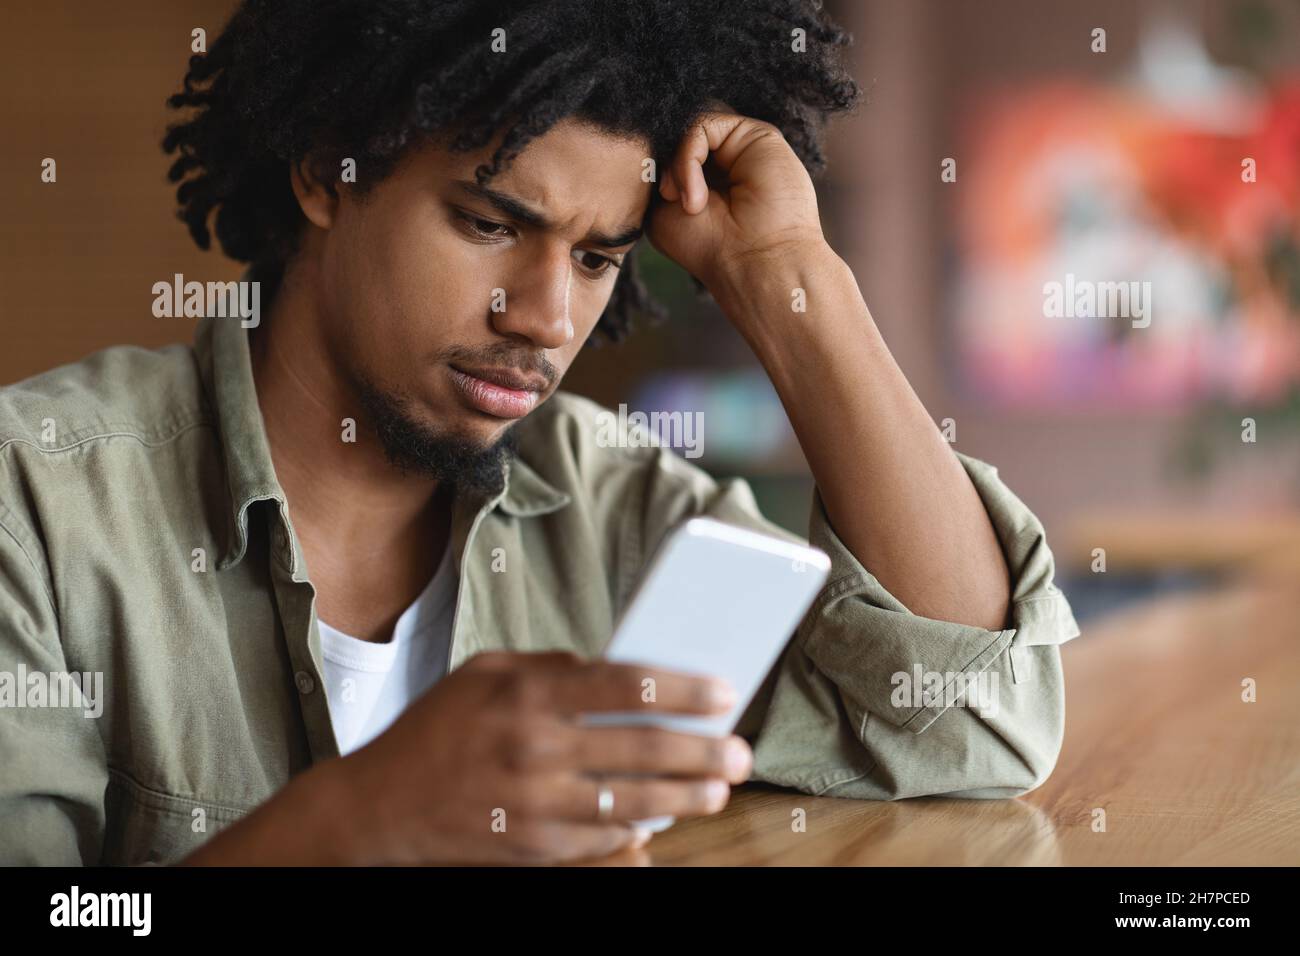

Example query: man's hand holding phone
[182,650,750,866]
[343,650,752,863]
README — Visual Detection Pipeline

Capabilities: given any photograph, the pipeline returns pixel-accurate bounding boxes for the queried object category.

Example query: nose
[490,245,575,351]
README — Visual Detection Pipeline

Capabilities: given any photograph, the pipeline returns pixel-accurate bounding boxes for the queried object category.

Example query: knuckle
[501,672,545,712]
[523,723,569,770]
[592,661,638,700]
[498,722,536,770]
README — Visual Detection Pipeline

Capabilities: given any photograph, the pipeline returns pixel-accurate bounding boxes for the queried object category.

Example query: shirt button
[294,671,316,695]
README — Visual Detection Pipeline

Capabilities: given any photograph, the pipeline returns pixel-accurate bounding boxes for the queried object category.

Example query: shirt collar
[192,310,571,571]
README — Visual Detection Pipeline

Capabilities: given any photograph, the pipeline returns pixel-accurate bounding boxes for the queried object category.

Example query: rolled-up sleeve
[639,446,1081,801]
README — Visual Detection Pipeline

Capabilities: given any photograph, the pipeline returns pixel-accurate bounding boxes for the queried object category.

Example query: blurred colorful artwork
[953,77,1300,409]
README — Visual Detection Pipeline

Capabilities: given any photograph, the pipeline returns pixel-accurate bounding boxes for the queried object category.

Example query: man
[0,0,1079,865]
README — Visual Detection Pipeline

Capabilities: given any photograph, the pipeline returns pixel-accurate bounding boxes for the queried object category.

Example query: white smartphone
[581,516,831,832]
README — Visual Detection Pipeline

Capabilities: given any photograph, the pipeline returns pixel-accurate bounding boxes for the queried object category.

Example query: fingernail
[632,827,652,847]
[710,681,737,709]
[707,779,730,808]
[689,163,707,211]
[725,738,752,780]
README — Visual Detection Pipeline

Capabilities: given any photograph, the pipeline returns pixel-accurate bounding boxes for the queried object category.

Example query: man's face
[309,118,652,473]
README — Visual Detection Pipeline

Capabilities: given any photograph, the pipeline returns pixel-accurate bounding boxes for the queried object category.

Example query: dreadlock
[163,0,860,342]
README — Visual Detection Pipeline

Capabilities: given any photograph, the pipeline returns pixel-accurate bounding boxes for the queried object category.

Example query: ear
[289,154,339,230]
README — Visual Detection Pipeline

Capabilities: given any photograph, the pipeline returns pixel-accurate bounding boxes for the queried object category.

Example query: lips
[451,364,548,394]
[449,364,544,419]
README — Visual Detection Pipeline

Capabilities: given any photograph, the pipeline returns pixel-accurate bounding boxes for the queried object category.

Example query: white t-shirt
[317,543,457,755]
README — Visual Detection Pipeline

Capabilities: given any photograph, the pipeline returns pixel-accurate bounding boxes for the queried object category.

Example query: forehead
[442,118,653,235]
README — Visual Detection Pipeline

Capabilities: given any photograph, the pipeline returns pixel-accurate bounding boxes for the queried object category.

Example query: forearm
[177,759,368,865]
[711,243,1011,630]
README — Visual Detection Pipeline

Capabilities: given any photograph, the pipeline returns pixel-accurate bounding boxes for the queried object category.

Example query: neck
[249,258,450,611]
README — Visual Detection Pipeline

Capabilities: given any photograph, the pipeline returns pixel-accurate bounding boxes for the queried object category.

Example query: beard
[354,377,518,497]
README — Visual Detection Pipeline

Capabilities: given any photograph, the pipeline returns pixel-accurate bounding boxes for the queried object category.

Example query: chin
[455,415,515,450]
[358,381,521,491]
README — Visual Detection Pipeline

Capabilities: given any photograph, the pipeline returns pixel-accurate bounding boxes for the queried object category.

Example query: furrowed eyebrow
[452,180,642,250]
[590,224,644,249]
[454,181,548,230]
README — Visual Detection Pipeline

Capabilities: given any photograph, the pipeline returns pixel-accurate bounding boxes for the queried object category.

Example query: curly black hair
[163,0,860,342]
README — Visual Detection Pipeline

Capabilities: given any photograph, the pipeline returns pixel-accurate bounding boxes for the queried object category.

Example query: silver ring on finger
[596,780,615,821]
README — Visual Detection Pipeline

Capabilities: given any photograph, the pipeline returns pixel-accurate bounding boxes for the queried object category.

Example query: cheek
[331,199,495,349]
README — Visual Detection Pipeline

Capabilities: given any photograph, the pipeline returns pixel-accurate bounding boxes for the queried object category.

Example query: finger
[670,138,708,216]
[508,820,646,864]
[693,111,771,173]
[660,167,679,201]
[583,774,732,822]
[542,659,737,716]
[573,728,753,782]
[670,111,753,214]
[522,772,732,823]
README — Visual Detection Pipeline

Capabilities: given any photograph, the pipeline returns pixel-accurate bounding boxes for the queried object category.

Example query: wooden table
[589,581,1300,865]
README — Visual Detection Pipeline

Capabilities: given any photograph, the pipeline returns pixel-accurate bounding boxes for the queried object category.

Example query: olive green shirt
[0,314,1080,865]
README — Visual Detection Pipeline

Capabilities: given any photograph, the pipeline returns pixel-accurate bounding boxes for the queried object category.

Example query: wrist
[180,757,372,866]
[297,756,378,865]
[708,241,857,350]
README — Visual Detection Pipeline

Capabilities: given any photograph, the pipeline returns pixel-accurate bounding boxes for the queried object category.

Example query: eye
[456,210,515,240]
[573,249,620,277]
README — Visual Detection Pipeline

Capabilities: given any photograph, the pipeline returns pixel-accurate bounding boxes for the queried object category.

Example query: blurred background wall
[832,0,1300,556]
[817,0,1300,615]
[3,0,1298,620]
[0,1,245,363]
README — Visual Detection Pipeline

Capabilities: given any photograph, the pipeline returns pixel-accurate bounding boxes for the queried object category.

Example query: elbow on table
[851,643,1069,801]
[940,644,1068,800]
